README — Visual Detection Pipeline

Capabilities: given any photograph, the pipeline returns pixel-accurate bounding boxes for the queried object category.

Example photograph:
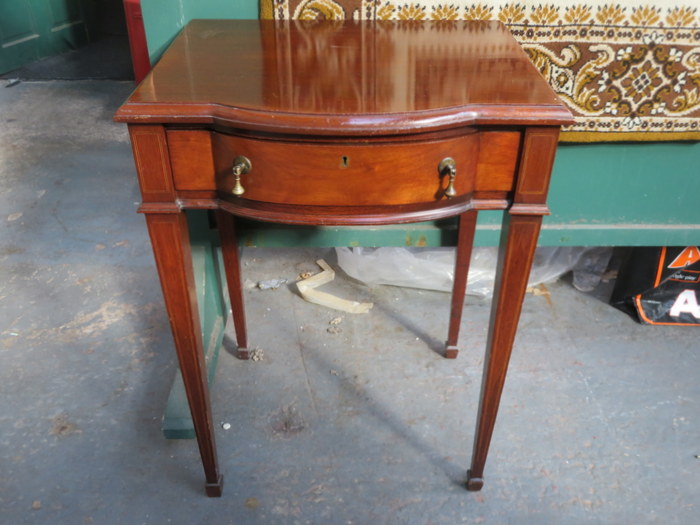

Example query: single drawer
[166,130,520,202]
[212,132,480,206]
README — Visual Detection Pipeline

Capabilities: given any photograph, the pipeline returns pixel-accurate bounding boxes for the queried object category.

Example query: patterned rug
[261,0,700,142]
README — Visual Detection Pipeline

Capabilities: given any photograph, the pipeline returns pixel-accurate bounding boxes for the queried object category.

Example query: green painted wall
[141,0,258,62]
[539,142,700,245]
[464,141,700,246]
[0,0,96,74]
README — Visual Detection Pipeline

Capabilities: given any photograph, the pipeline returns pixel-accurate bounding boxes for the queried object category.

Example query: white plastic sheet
[336,246,590,298]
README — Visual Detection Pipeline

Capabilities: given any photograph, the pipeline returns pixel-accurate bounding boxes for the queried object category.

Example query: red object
[123,0,151,83]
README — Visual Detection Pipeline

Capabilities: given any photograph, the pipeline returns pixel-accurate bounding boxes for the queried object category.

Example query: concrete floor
[1,79,699,524]
[0,35,133,82]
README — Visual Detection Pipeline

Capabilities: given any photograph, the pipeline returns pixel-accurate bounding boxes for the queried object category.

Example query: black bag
[610,247,700,326]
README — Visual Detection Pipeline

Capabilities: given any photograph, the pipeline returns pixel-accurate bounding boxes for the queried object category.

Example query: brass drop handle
[231,156,252,196]
[439,157,457,198]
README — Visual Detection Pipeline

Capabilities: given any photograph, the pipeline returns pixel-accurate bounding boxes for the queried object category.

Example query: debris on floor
[296,259,373,314]
[250,348,265,362]
[257,278,288,290]
[50,414,81,437]
[327,316,344,334]
[269,404,306,437]
[244,497,260,509]
[526,283,551,297]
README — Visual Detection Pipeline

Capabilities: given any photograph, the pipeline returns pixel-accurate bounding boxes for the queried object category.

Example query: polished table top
[115,19,571,133]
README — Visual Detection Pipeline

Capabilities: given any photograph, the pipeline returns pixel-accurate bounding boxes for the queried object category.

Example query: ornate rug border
[560,130,700,142]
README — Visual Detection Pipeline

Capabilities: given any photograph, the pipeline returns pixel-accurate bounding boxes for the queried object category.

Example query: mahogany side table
[115,19,573,497]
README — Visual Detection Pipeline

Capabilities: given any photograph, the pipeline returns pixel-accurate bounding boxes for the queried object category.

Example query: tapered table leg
[445,210,478,359]
[145,212,224,497]
[466,212,543,491]
[216,210,249,360]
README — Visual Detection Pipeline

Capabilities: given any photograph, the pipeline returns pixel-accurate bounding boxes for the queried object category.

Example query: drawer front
[212,132,479,206]
[166,130,521,203]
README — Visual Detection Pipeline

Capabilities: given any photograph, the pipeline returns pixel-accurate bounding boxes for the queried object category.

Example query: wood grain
[144,213,223,497]
[115,20,573,133]
[216,211,249,359]
[467,212,543,491]
[514,127,561,204]
[445,211,479,359]
[475,131,520,193]
[168,130,215,191]
[128,125,175,202]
